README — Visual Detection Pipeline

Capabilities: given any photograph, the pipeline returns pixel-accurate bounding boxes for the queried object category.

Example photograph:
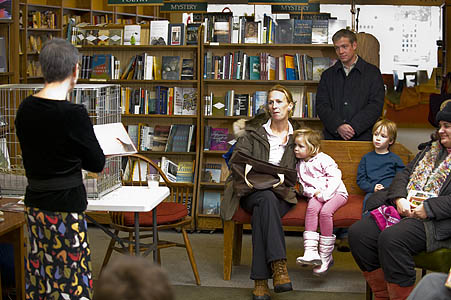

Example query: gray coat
[220,113,304,221]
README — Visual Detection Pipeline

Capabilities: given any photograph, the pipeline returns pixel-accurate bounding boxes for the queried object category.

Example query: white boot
[296,231,322,266]
[313,234,336,277]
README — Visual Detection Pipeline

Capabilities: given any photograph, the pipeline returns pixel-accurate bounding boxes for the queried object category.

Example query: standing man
[316,29,385,141]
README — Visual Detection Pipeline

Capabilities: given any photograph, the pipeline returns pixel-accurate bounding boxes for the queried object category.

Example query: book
[407,190,437,209]
[327,19,347,44]
[181,87,197,115]
[253,91,267,116]
[293,19,312,44]
[90,54,112,80]
[212,96,225,117]
[166,124,191,152]
[0,201,25,213]
[176,161,195,183]
[312,19,329,44]
[214,20,231,43]
[150,20,169,45]
[284,54,296,80]
[152,125,171,151]
[93,123,137,156]
[202,163,222,183]
[186,23,201,45]
[209,128,229,151]
[97,29,109,46]
[276,19,293,44]
[162,56,181,80]
[85,29,99,45]
[0,36,7,72]
[312,57,332,81]
[108,28,123,45]
[249,56,260,80]
[181,58,194,80]
[168,23,185,46]
[202,191,221,215]
[124,25,141,45]
[244,21,258,44]
[160,156,177,182]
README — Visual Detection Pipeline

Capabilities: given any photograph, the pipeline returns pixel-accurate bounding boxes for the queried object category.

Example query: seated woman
[221,85,304,300]
[348,101,451,300]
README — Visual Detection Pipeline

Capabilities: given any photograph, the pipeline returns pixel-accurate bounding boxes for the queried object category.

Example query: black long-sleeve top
[15,95,105,212]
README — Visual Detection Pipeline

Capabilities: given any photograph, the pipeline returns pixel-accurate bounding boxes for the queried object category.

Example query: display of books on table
[407,190,437,209]
[93,122,137,156]
[0,200,25,213]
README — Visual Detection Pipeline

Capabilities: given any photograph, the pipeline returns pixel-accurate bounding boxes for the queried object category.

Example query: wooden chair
[101,153,200,285]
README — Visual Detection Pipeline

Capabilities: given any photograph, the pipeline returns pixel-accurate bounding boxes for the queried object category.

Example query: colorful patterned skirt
[25,207,93,300]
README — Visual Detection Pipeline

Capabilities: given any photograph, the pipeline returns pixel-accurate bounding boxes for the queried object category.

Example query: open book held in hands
[93,123,137,156]
[407,190,437,209]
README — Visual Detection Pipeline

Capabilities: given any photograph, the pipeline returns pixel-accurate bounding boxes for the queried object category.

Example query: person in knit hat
[348,100,451,300]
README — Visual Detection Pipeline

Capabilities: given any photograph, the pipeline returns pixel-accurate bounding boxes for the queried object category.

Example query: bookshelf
[77,28,202,229]
[17,0,162,83]
[196,42,337,231]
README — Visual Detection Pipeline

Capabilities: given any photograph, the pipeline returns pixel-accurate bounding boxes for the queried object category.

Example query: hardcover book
[202,191,221,215]
[90,54,112,80]
[152,125,171,151]
[124,25,141,45]
[150,20,169,45]
[108,28,123,45]
[276,19,293,44]
[166,124,191,152]
[312,57,332,81]
[327,19,347,44]
[244,21,258,44]
[214,20,231,43]
[176,161,195,183]
[180,87,197,116]
[168,23,185,46]
[293,19,312,44]
[186,23,201,45]
[312,19,329,44]
[181,58,194,80]
[212,96,225,117]
[209,128,229,151]
[202,163,222,183]
[162,56,181,80]
[160,156,177,182]
[93,123,137,156]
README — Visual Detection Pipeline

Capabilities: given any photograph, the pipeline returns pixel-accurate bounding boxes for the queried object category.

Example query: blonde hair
[372,119,398,144]
[267,84,295,118]
[293,128,322,157]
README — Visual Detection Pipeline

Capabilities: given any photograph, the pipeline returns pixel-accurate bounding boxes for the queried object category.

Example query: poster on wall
[0,0,11,20]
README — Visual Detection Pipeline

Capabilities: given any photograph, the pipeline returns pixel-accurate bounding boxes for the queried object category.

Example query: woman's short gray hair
[39,38,79,83]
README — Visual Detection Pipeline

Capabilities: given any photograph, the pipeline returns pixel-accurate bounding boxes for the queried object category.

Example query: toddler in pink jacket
[293,128,348,276]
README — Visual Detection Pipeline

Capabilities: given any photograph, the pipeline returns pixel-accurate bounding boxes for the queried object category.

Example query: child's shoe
[313,234,336,277]
[296,231,322,266]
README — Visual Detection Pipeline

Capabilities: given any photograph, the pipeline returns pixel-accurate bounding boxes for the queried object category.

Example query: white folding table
[87,186,170,260]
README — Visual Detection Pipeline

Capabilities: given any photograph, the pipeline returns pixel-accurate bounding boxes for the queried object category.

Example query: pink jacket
[296,152,348,202]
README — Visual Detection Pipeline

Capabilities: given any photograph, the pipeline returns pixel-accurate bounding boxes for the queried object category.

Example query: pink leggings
[304,193,348,236]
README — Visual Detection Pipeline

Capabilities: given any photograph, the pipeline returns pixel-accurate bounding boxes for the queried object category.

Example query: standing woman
[15,38,105,299]
[221,85,303,300]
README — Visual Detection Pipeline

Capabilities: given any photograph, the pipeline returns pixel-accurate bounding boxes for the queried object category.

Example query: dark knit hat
[436,100,451,123]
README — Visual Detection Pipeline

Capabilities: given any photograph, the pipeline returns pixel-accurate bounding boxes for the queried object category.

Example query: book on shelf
[186,23,201,45]
[165,124,192,152]
[312,19,329,44]
[209,128,229,151]
[85,29,99,46]
[0,36,6,72]
[124,25,141,45]
[162,56,181,80]
[152,125,171,151]
[130,159,149,182]
[303,54,314,81]
[153,56,162,80]
[202,191,221,215]
[176,161,195,183]
[160,156,178,182]
[212,96,225,117]
[181,58,194,80]
[214,20,231,43]
[93,123,137,156]
[150,20,169,45]
[90,54,113,80]
[168,23,185,46]
[97,29,109,46]
[127,124,139,149]
[327,19,347,44]
[253,91,267,116]
[284,54,296,80]
[293,19,312,44]
[108,28,123,45]
[202,163,222,183]
[276,19,293,44]
[244,21,258,44]
[173,87,197,116]
[407,190,437,209]
[249,56,260,80]
[312,57,332,81]
[138,124,154,151]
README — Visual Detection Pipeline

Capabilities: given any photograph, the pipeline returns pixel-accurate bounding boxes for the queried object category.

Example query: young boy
[357,119,405,214]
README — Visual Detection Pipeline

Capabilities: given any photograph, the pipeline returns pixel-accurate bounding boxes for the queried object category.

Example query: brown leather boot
[387,282,414,300]
[252,279,270,300]
[271,259,293,293]
[362,268,389,300]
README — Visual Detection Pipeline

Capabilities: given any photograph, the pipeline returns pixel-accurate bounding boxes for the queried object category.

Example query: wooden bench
[223,140,414,280]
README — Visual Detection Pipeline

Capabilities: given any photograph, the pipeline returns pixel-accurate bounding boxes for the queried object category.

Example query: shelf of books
[196,13,339,230]
[77,21,202,229]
